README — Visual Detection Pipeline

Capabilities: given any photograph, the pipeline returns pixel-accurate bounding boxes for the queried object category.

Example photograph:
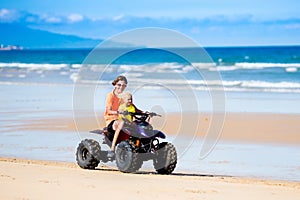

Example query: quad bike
[76,112,177,174]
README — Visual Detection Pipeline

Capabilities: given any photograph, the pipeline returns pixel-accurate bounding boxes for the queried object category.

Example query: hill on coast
[0,23,101,49]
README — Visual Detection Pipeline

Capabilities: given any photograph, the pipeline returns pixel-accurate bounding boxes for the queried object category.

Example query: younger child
[118,91,137,122]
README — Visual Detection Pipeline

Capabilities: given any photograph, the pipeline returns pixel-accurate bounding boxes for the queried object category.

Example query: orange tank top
[104,91,121,126]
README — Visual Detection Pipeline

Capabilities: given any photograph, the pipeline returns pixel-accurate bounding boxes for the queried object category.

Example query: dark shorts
[106,120,115,141]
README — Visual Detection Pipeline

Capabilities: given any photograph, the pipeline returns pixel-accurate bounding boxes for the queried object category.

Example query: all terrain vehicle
[76,112,177,174]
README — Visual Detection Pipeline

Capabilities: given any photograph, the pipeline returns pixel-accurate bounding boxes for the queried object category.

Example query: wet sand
[6,111,300,145]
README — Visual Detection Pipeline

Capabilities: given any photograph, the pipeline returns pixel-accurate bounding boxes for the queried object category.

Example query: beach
[1,157,299,200]
[1,89,300,199]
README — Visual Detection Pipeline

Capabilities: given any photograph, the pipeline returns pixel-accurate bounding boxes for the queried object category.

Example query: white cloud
[43,16,62,23]
[113,14,124,21]
[0,9,10,17]
[68,13,84,23]
[0,9,19,22]
[284,23,300,29]
[1,8,299,46]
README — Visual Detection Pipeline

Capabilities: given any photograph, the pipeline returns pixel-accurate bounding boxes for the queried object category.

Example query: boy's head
[118,91,133,106]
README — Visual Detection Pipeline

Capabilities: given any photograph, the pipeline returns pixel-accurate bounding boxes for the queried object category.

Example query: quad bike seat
[90,128,113,145]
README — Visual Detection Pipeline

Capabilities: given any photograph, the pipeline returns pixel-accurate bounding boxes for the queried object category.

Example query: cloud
[284,23,300,29]
[0,9,19,22]
[1,9,299,46]
[42,15,62,23]
[2,8,297,28]
[0,9,83,25]
[0,9,10,17]
[113,14,125,21]
[68,14,84,23]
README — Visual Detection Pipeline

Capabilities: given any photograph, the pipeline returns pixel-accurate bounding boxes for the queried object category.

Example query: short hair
[112,75,128,86]
[118,91,132,103]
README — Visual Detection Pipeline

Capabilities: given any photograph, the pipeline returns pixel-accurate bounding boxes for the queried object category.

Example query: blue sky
[1,0,300,46]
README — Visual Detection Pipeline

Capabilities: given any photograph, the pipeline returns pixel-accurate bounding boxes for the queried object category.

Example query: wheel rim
[118,147,127,163]
[82,148,90,160]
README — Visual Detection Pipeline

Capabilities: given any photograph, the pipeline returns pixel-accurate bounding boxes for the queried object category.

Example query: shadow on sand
[95,166,231,178]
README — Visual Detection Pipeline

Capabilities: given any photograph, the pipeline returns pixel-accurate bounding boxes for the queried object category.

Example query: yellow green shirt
[118,104,135,122]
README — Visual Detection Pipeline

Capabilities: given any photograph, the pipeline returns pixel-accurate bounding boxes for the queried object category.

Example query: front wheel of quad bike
[115,140,142,173]
[76,139,101,169]
[153,142,177,174]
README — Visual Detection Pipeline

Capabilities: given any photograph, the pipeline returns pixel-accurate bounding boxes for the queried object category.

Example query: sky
[1,0,300,46]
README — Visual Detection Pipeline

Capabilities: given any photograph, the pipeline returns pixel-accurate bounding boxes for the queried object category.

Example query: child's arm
[117,106,126,119]
[133,104,143,114]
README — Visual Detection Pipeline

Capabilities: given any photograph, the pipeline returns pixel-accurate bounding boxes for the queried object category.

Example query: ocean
[1,46,300,113]
[0,46,299,93]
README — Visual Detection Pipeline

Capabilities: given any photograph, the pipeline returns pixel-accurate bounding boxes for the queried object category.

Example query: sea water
[1,46,300,93]
[1,46,300,112]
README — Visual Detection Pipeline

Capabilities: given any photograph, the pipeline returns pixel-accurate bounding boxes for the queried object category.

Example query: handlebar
[121,111,161,119]
[147,112,162,117]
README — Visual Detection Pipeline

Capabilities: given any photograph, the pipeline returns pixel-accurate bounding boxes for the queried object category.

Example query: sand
[0,157,299,200]
[1,112,300,199]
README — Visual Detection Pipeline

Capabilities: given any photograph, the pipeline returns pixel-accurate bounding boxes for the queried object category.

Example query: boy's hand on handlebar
[148,112,161,117]
[122,110,130,115]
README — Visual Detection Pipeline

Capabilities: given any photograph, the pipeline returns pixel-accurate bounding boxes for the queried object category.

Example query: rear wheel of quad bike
[153,142,177,174]
[115,140,142,173]
[76,139,101,169]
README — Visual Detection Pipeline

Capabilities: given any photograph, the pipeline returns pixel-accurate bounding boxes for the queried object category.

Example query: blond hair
[118,91,132,103]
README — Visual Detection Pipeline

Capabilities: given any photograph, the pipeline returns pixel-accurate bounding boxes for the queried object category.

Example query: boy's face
[124,95,132,106]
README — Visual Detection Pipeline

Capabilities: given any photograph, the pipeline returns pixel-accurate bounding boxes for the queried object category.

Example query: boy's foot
[107,151,115,159]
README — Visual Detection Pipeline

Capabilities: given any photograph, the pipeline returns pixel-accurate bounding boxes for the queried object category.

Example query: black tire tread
[76,139,101,169]
[154,142,177,174]
[116,141,143,173]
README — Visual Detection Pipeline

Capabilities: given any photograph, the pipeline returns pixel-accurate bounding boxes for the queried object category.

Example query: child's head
[119,91,133,106]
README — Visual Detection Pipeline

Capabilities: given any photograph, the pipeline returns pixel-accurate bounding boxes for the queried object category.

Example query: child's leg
[111,120,124,151]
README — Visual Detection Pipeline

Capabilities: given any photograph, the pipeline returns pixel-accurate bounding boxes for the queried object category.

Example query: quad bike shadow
[76,112,177,174]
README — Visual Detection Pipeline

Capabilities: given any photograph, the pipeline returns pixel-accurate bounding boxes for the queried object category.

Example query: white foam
[70,73,79,82]
[1,61,300,93]
[286,67,298,72]
[215,62,300,71]
[240,80,300,89]
[192,62,216,69]
[2,62,300,73]
[119,63,190,73]
[71,64,82,68]
[0,62,70,70]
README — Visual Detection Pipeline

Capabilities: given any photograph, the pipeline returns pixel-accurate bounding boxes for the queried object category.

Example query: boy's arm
[133,104,143,114]
[118,106,126,117]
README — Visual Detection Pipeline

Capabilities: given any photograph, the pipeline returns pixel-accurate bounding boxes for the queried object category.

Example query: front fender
[153,130,166,139]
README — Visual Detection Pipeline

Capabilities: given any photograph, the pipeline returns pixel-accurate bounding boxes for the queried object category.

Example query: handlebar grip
[149,112,162,117]
[122,110,130,115]
[125,111,161,117]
